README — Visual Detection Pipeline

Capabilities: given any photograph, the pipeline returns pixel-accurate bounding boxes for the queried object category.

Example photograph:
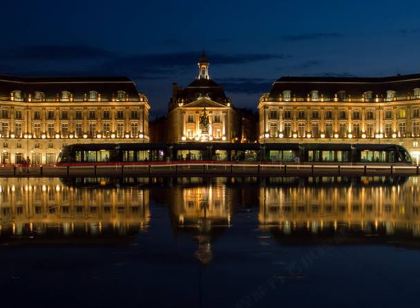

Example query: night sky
[2,0,420,116]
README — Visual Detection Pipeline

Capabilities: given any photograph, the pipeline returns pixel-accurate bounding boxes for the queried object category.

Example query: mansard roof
[170,78,230,110]
[0,75,142,101]
[268,74,420,100]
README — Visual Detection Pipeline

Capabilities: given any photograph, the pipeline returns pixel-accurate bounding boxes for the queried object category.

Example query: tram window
[215,150,228,160]
[322,151,335,162]
[361,150,387,162]
[178,150,202,160]
[245,150,257,161]
[282,150,294,162]
[123,151,136,162]
[97,150,110,162]
[336,151,350,162]
[75,151,82,162]
[84,151,96,162]
[269,150,281,162]
[309,150,321,162]
[137,151,149,161]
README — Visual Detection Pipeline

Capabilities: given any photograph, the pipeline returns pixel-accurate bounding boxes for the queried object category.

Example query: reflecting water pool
[1,176,420,308]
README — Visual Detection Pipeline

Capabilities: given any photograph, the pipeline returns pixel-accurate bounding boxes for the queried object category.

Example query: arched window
[33,91,45,101]
[310,90,319,101]
[88,91,98,101]
[386,90,396,101]
[282,90,291,101]
[363,91,373,101]
[61,91,72,101]
[337,91,346,101]
[11,90,23,101]
[116,90,127,101]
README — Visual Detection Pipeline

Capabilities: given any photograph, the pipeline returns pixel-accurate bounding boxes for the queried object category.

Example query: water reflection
[169,178,233,264]
[2,176,420,251]
[259,176,420,243]
[0,178,150,241]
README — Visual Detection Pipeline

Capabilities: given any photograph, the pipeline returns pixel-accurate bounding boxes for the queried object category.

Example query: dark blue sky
[2,0,420,116]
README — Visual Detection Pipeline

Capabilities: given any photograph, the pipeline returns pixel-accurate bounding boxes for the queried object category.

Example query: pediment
[184,97,228,108]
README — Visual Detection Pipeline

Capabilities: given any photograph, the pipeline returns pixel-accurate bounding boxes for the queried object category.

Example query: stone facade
[167,53,238,143]
[0,76,150,164]
[258,74,420,163]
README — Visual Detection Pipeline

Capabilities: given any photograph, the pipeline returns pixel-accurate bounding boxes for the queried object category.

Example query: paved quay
[0,163,418,177]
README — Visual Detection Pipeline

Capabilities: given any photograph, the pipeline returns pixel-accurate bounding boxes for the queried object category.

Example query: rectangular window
[366,111,375,120]
[117,123,124,138]
[61,111,68,120]
[88,111,96,120]
[399,122,406,136]
[352,111,360,120]
[33,123,41,138]
[298,111,305,120]
[298,123,305,137]
[89,123,96,137]
[311,123,319,137]
[352,124,360,137]
[131,123,138,137]
[1,123,9,136]
[325,123,333,137]
[398,109,406,119]
[61,124,69,137]
[75,123,83,137]
[324,111,333,120]
[130,111,139,119]
[47,111,55,120]
[103,111,110,120]
[34,111,41,120]
[269,110,279,120]
[187,115,195,123]
[339,111,346,120]
[339,123,346,137]
[1,110,9,119]
[75,111,83,120]
[213,115,221,123]
[15,123,22,138]
[385,124,392,137]
[312,111,319,119]
[284,111,292,119]
[385,110,393,120]
[284,123,291,137]
[116,111,124,120]
[15,111,22,120]
[269,124,278,137]
[413,122,420,137]
[47,124,55,138]
[103,123,111,136]
[367,124,374,138]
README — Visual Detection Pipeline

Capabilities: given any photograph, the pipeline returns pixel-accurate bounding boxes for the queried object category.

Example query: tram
[57,143,413,165]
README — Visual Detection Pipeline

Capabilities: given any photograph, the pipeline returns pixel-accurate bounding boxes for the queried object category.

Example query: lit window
[310,90,319,101]
[116,90,127,101]
[386,90,396,101]
[282,90,291,101]
[61,91,72,101]
[88,91,98,101]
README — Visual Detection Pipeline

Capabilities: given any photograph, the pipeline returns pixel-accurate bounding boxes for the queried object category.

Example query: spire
[197,51,210,80]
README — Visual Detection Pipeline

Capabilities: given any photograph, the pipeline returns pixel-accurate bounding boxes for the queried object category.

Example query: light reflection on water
[0,176,420,249]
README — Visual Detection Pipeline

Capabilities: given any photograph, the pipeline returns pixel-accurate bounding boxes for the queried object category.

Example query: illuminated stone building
[0,76,150,164]
[258,74,420,163]
[167,53,238,143]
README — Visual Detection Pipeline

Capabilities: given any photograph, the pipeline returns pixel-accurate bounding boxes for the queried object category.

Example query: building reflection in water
[259,176,420,242]
[169,178,233,264]
[0,177,150,240]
